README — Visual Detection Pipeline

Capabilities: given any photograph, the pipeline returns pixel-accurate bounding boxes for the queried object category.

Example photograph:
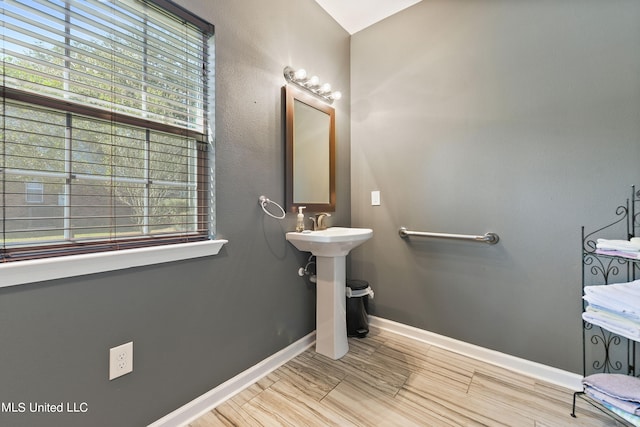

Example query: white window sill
[0,239,228,289]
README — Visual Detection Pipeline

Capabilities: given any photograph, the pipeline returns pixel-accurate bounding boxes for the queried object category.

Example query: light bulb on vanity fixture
[293,68,307,81]
[306,75,320,88]
[318,83,331,94]
[283,66,341,104]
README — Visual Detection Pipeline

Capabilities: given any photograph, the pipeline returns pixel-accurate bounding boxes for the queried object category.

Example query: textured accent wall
[350,0,640,373]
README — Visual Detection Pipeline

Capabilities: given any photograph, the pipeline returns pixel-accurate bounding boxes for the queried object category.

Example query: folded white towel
[584,280,640,318]
[596,249,640,260]
[588,302,640,323]
[582,308,640,342]
[584,387,640,416]
[596,238,640,252]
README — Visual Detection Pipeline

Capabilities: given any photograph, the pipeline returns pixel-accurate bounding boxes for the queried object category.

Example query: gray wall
[350,0,640,373]
[2,1,639,426]
[0,1,350,426]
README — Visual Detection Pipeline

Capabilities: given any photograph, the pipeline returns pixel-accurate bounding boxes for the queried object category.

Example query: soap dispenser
[296,206,306,232]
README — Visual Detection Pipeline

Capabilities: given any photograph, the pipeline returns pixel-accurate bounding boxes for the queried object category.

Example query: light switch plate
[371,191,381,206]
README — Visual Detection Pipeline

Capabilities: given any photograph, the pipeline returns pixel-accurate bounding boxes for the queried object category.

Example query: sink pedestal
[285,227,373,360]
[315,255,348,359]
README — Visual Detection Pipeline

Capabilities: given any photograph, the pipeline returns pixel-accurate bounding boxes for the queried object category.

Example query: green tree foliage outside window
[1,0,214,261]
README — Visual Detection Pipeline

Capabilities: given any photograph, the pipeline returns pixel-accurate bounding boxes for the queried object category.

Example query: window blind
[2,0,208,132]
[1,0,214,262]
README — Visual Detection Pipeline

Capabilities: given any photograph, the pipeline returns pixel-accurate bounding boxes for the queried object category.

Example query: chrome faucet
[308,213,332,231]
[316,213,331,230]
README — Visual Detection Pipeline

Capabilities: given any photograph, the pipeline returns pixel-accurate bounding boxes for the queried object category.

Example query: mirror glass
[285,85,335,213]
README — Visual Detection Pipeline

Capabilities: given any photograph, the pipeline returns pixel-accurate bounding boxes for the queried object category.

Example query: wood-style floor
[189,327,626,426]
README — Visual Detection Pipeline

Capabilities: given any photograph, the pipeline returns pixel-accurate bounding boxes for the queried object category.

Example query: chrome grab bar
[398,227,499,245]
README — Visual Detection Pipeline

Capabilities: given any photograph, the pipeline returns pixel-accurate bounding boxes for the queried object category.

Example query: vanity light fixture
[283,66,342,104]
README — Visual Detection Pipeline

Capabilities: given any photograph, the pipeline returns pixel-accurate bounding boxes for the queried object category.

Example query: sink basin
[286,227,373,257]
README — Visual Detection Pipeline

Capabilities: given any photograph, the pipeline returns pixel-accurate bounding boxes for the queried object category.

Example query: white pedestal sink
[286,227,373,359]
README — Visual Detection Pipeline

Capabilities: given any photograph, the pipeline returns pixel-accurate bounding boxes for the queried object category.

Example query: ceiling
[313,0,422,35]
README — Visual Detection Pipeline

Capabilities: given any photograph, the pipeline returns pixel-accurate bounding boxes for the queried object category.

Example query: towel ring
[259,195,286,219]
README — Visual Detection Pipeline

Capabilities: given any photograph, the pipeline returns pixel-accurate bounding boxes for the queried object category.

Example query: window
[1,0,214,262]
[25,182,44,203]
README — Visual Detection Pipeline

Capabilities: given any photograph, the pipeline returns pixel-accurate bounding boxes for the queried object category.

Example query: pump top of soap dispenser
[296,206,306,232]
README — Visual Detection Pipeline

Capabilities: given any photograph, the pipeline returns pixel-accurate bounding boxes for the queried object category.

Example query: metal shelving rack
[571,186,640,425]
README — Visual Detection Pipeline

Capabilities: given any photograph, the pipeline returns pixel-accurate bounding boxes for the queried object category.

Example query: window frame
[1,239,227,289]
[25,181,44,204]
[1,0,219,264]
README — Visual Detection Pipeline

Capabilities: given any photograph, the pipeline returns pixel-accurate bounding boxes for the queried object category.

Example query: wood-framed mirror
[284,85,336,213]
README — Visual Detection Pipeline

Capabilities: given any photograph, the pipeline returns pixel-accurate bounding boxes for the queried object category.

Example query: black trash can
[346,279,373,338]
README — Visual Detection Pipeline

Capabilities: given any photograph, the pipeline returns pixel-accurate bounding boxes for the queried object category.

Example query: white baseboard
[150,318,582,426]
[147,332,316,427]
[369,316,583,391]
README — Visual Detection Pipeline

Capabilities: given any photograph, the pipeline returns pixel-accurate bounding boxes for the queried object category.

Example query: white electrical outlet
[109,341,133,380]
